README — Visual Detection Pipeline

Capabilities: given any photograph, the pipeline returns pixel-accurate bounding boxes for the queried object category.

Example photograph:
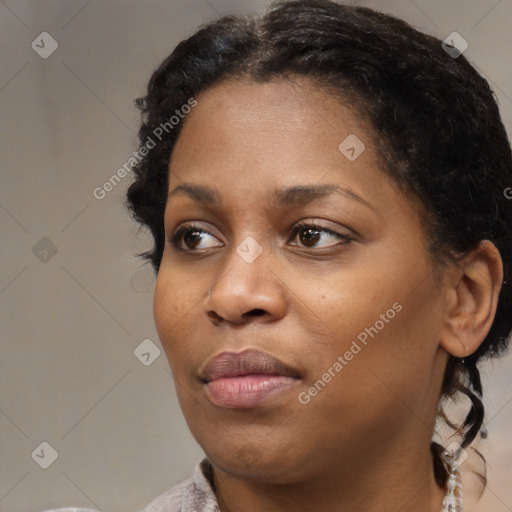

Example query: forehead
[173,77,368,146]
[168,78,383,198]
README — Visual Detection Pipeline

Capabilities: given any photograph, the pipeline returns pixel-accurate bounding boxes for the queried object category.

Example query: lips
[201,349,300,382]
[200,349,301,408]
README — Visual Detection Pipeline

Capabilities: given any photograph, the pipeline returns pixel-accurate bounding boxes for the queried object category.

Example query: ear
[439,240,503,358]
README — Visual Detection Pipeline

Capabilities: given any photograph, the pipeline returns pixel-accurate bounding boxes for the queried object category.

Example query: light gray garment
[141,458,220,512]
[41,459,219,512]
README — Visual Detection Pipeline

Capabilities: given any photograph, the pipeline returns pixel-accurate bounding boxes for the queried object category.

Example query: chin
[200,431,308,482]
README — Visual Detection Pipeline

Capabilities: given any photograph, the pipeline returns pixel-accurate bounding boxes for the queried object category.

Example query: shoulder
[141,459,219,512]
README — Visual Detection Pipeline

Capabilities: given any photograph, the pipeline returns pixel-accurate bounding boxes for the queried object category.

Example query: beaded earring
[441,446,464,512]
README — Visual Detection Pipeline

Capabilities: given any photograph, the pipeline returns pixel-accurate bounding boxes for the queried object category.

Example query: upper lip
[200,349,300,383]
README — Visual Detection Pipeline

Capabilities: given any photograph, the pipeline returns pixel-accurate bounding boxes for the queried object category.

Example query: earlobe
[439,240,503,358]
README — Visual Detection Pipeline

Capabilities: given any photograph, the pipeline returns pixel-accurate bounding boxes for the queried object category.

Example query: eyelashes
[291,220,353,248]
[167,220,353,252]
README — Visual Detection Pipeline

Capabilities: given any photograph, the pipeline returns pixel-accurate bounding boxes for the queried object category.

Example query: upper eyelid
[168,221,352,248]
[169,220,345,237]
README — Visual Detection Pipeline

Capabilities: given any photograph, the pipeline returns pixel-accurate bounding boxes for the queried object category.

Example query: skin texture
[153,78,503,512]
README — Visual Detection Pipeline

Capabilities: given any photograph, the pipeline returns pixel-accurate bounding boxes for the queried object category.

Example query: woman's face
[153,78,449,482]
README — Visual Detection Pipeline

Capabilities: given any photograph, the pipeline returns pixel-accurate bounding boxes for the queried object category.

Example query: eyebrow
[167,183,375,211]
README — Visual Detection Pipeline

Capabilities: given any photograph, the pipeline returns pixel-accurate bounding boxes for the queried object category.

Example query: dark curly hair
[126,0,512,490]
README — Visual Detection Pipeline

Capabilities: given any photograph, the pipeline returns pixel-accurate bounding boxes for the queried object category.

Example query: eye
[168,220,353,253]
[289,221,353,249]
[168,223,223,251]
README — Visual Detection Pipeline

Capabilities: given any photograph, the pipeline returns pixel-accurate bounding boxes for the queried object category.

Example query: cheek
[300,255,441,399]
[287,262,398,350]
[153,271,199,361]
[335,279,444,418]
[153,276,176,338]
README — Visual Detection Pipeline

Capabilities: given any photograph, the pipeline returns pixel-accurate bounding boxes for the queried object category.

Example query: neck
[211,435,447,512]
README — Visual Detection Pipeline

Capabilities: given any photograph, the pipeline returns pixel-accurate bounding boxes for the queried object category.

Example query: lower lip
[204,375,299,408]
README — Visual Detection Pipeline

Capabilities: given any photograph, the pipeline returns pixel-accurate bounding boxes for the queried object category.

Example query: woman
[126,1,511,510]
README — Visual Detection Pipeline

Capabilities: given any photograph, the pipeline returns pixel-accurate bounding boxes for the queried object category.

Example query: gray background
[0,1,511,511]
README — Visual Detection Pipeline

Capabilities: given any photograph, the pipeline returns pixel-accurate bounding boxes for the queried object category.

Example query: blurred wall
[1,1,511,511]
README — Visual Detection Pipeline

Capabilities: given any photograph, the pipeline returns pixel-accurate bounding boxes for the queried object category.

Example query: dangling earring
[441,447,464,512]
[461,346,469,367]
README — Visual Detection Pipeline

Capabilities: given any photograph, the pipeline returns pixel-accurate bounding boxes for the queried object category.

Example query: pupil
[185,230,202,248]
[301,228,320,246]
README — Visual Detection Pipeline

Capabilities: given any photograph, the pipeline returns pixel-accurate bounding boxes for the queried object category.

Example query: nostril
[248,309,265,316]
[207,311,222,322]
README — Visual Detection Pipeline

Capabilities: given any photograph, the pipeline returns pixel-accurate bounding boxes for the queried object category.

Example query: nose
[201,243,287,326]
